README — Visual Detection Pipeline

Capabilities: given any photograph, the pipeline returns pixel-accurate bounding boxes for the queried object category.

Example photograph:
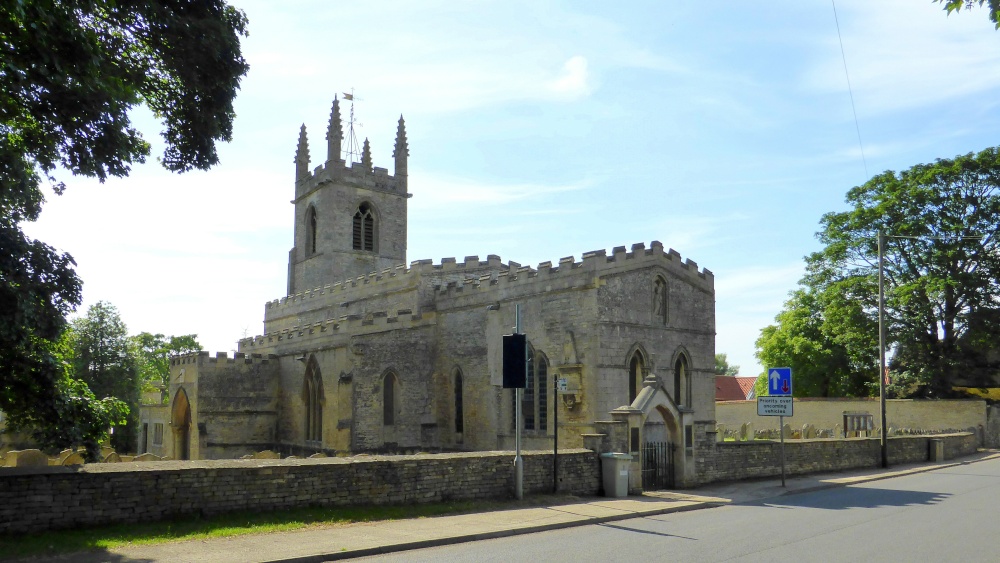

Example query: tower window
[307,205,318,255]
[353,203,375,251]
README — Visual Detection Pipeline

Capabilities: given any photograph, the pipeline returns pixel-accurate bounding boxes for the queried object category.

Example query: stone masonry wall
[0,449,599,535]
[693,432,978,485]
[716,398,986,435]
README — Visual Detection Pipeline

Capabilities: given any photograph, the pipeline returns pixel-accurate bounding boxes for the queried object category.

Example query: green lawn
[0,495,579,560]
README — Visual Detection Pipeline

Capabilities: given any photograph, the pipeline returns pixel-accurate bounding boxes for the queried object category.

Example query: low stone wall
[0,449,599,535]
[715,398,986,438]
[694,432,978,485]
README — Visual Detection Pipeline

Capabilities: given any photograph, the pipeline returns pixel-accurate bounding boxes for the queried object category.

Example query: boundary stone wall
[0,449,598,535]
[694,432,978,485]
[715,399,986,436]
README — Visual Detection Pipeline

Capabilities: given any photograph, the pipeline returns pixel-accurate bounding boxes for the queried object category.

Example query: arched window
[383,371,399,426]
[653,276,667,325]
[518,347,549,433]
[306,205,318,255]
[454,369,464,434]
[674,355,689,407]
[629,350,645,404]
[353,202,375,251]
[304,357,323,443]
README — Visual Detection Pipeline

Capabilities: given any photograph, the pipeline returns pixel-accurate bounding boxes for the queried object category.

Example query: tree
[0,1,248,453]
[714,353,740,376]
[758,147,1000,399]
[131,332,202,393]
[936,0,1000,29]
[68,302,140,453]
[755,289,875,397]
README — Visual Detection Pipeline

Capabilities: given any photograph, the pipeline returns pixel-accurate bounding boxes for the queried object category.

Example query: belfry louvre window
[353,203,375,251]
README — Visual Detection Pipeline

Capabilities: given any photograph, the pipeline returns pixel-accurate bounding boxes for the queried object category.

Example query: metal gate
[642,441,675,490]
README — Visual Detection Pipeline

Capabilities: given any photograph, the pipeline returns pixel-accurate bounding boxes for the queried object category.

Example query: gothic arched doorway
[172,387,192,460]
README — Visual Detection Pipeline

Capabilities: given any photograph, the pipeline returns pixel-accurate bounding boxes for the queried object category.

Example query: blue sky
[22,0,1000,379]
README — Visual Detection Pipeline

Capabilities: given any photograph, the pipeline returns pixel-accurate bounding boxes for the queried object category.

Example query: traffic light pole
[514,304,524,500]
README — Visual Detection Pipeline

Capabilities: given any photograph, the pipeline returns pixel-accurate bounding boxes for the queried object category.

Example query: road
[358,457,1000,562]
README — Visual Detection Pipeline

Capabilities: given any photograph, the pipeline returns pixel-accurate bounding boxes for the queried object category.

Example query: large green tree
[67,302,140,453]
[758,147,1000,398]
[756,288,875,397]
[131,332,202,393]
[0,1,248,453]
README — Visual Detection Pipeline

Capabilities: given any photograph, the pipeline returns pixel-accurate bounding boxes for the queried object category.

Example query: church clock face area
[155,100,714,487]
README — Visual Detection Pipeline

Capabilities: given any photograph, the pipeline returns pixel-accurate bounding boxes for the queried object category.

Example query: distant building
[715,375,757,401]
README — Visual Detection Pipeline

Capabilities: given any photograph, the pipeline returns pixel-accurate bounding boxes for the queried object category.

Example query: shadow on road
[597,522,698,540]
[751,486,950,511]
[7,550,155,563]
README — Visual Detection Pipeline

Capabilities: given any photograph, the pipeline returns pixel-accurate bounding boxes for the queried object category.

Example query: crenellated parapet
[432,240,713,299]
[264,241,711,333]
[239,308,432,353]
[265,255,508,320]
[170,351,279,367]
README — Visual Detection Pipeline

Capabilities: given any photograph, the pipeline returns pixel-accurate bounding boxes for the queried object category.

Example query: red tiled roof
[715,376,746,401]
[736,376,757,399]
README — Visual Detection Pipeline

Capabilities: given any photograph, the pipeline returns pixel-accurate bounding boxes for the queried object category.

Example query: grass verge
[0,494,581,561]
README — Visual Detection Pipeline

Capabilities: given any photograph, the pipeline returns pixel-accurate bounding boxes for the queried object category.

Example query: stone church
[142,98,717,484]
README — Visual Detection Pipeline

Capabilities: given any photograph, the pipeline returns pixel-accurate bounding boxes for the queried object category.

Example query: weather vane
[343,88,363,164]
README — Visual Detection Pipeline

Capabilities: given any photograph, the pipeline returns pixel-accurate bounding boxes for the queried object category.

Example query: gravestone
[103,452,122,463]
[308,453,328,458]
[133,453,160,462]
[7,449,49,468]
[62,453,85,466]
[253,450,280,459]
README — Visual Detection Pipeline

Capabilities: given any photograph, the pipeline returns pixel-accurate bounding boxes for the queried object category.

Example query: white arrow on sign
[769,369,781,385]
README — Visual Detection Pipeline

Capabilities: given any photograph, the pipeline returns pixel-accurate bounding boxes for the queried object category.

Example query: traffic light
[502,333,526,388]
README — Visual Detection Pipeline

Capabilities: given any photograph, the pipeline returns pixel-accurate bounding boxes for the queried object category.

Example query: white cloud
[546,56,591,100]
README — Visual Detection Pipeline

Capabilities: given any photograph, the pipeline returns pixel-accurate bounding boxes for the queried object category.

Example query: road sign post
[761,367,793,487]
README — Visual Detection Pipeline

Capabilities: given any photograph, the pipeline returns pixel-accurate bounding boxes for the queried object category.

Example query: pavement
[35,450,1000,563]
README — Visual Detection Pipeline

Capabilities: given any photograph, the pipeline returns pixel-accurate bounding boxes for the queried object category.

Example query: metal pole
[514,304,524,500]
[779,415,786,487]
[553,372,558,494]
[878,230,889,468]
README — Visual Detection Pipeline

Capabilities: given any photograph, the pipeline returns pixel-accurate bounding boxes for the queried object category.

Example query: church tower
[286,98,411,295]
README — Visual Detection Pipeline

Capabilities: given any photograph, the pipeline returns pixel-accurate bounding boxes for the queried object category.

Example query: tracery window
[304,357,323,443]
[353,202,375,251]
[674,354,692,407]
[514,347,548,433]
[628,350,645,404]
